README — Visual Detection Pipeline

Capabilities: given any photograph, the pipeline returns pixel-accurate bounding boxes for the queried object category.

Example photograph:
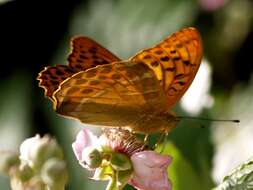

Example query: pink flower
[72,128,173,190]
[129,151,172,190]
[72,129,99,168]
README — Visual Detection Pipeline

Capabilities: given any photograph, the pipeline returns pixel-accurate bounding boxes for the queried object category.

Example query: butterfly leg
[139,134,149,150]
[153,133,165,149]
[144,134,149,143]
[153,130,169,152]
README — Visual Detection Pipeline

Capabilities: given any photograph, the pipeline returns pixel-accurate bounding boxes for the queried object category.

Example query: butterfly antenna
[176,116,240,123]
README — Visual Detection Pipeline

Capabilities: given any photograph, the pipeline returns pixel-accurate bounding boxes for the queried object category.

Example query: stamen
[101,128,145,156]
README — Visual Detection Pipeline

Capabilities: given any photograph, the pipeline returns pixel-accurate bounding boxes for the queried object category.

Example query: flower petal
[130,151,172,190]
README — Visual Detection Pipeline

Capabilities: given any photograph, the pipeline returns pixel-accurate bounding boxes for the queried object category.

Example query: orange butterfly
[37,27,203,134]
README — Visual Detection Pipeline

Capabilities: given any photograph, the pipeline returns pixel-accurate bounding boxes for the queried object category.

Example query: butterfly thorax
[126,111,179,134]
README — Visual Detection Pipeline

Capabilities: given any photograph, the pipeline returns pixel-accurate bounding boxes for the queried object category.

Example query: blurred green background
[0,0,252,189]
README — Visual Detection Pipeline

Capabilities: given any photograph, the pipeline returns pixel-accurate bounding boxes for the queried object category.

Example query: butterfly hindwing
[131,27,203,108]
[37,36,121,100]
[53,61,167,127]
[37,65,75,99]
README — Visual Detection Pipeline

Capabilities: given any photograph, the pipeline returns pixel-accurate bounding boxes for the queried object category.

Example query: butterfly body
[38,27,203,135]
[56,99,177,134]
[124,111,178,134]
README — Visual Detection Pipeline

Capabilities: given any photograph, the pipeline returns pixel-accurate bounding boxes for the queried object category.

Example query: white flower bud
[19,134,63,170]
[10,175,45,190]
[19,134,41,167]
[18,163,34,182]
[41,158,68,190]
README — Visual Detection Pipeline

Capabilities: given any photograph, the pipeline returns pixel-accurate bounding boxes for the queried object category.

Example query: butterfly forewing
[37,36,121,100]
[53,61,167,127]
[68,37,121,72]
[131,27,203,108]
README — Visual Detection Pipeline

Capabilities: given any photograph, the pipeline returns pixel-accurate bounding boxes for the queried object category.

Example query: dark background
[0,0,252,189]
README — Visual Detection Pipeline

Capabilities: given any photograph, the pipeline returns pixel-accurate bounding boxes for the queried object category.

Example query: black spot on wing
[160,56,170,62]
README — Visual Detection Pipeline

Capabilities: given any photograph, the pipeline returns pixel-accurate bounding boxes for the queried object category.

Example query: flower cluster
[0,134,68,190]
[72,128,172,190]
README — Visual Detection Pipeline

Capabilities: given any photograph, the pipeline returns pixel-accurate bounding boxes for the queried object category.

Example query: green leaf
[213,158,253,190]
[156,142,204,190]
